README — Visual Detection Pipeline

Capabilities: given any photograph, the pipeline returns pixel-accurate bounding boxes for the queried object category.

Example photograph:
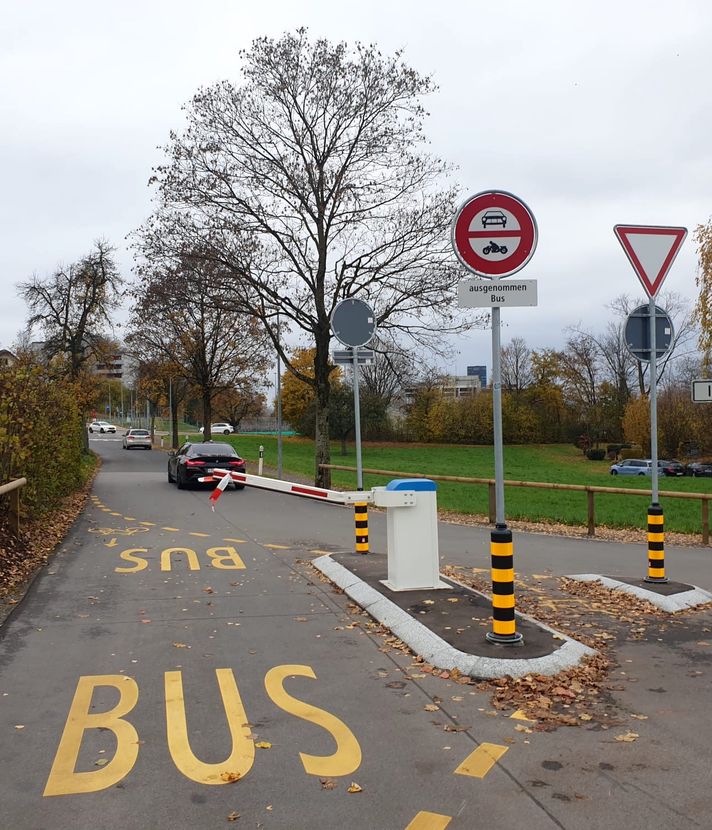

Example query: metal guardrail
[0,477,27,535]
[320,464,712,545]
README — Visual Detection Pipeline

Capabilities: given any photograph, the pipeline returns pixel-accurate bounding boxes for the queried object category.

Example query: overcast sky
[2,0,710,375]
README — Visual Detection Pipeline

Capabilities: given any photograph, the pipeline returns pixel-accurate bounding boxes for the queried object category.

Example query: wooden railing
[320,464,712,545]
[0,477,27,536]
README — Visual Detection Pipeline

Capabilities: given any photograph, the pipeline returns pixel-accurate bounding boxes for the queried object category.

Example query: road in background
[0,436,710,829]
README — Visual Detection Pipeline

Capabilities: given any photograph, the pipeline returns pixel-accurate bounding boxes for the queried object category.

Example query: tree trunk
[202,390,212,442]
[313,336,331,488]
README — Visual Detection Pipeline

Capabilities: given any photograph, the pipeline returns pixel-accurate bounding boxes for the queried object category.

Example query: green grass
[215,435,712,536]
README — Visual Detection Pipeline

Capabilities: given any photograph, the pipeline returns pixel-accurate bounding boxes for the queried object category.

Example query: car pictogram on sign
[482,210,507,228]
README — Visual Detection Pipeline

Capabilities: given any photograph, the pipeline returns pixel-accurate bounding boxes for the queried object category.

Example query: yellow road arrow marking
[104,539,118,548]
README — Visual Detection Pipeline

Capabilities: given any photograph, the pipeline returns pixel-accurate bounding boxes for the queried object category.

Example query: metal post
[169,378,172,440]
[352,347,363,491]
[649,298,659,506]
[491,308,505,526]
[276,313,283,480]
[258,445,264,476]
[646,299,667,583]
[486,307,523,646]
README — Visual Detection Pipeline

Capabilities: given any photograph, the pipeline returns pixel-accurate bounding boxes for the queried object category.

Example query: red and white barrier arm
[198,469,374,506]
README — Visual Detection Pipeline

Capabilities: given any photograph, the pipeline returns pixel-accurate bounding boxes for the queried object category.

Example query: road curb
[567,573,712,612]
[313,555,596,680]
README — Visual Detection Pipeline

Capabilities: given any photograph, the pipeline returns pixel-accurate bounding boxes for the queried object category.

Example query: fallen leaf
[447,598,459,603]
[173,642,188,648]
[227,812,240,822]
[579,713,592,721]
[220,771,242,783]
[203,587,214,594]
[347,782,363,793]
[94,758,108,766]
[320,778,337,790]
[422,600,435,605]
[630,714,648,720]
[140,619,152,624]
[14,725,24,730]
[255,741,272,749]
[615,732,639,742]
[424,704,439,712]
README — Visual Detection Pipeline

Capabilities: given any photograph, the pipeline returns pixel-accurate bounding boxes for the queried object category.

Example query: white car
[122,428,152,450]
[199,423,234,435]
[88,420,117,434]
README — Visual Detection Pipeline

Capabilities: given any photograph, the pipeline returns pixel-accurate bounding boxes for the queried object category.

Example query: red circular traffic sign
[451,190,538,278]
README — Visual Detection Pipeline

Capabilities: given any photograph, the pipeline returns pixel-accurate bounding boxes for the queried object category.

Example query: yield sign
[614,224,687,297]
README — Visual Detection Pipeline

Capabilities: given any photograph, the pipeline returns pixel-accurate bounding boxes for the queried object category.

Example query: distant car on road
[609,459,653,476]
[168,441,246,490]
[88,420,117,434]
[686,462,712,477]
[481,210,507,228]
[659,460,685,477]
[199,423,235,435]
[122,428,152,450]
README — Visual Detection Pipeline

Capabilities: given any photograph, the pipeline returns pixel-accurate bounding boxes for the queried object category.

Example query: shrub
[620,446,643,459]
[585,448,606,461]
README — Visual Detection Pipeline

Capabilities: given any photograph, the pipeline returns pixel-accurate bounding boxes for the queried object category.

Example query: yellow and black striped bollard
[645,504,667,583]
[485,527,523,645]
[354,502,369,554]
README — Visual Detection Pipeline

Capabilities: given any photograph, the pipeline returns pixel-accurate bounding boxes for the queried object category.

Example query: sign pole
[491,308,505,526]
[649,298,659,506]
[352,346,364,492]
[646,299,667,583]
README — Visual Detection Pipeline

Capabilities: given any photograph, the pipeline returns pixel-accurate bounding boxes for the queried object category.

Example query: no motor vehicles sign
[451,190,538,278]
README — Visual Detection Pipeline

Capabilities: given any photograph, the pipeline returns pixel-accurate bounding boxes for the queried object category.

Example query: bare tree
[134,30,477,486]
[500,337,532,393]
[18,240,122,380]
[126,257,271,441]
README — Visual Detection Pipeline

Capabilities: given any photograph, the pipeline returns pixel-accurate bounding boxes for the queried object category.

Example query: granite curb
[314,555,596,680]
[567,573,712,612]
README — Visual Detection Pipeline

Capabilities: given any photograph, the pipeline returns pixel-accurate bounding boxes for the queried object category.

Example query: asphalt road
[1,436,711,829]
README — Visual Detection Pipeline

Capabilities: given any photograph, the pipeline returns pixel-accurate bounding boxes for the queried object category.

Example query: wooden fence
[320,464,712,545]
[0,477,27,536]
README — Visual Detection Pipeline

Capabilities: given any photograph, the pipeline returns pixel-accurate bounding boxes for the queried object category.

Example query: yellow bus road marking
[189,532,210,538]
[264,543,290,550]
[162,527,180,532]
[454,743,508,779]
[264,665,361,776]
[405,812,452,830]
[510,709,535,722]
[223,537,247,544]
[139,521,157,527]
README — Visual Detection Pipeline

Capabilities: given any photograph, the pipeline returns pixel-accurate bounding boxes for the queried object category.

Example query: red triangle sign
[614,224,687,297]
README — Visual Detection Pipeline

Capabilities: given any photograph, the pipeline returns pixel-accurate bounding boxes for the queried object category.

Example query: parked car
[609,459,653,476]
[88,420,117,434]
[659,459,685,476]
[167,442,246,489]
[686,462,712,477]
[199,423,235,435]
[122,428,152,450]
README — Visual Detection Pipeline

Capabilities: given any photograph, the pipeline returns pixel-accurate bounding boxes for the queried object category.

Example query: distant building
[467,365,487,387]
[0,348,17,368]
[403,375,482,404]
[93,353,135,385]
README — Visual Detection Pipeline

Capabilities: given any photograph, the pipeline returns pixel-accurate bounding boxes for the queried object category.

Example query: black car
[659,459,685,477]
[686,462,712,477]
[167,442,246,490]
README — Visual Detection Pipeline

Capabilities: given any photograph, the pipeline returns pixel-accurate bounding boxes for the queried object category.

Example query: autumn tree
[19,240,122,380]
[126,256,271,442]
[694,217,712,368]
[135,31,476,486]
